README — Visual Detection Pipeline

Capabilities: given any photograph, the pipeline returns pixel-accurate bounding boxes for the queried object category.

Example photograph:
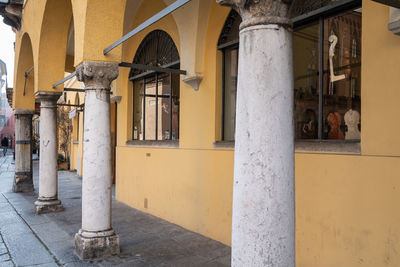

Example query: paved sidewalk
[0,152,231,267]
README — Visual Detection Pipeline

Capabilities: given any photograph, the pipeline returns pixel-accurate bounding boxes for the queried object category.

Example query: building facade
[4,0,400,265]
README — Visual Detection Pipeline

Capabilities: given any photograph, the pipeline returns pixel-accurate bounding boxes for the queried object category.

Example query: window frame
[129,30,181,142]
[131,61,180,141]
[218,0,362,143]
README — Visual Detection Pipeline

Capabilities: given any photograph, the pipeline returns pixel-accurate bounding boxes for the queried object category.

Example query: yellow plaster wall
[361,0,400,156]
[295,152,400,267]
[116,146,234,244]
[72,0,125,65]
[13,33,35,110]
[37,0,72,92]
[115,1,234,245]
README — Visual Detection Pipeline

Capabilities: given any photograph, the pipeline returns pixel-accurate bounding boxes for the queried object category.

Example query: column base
[34,199,64,214]
[13,173,34,193]
[74,229,120,260]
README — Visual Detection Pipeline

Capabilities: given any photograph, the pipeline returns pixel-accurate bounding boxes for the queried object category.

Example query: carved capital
[76,62,119,90]
[216,0,293,29]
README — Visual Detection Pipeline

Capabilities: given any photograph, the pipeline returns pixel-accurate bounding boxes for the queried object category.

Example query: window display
[294,8,361,140]
[219,4,362,142]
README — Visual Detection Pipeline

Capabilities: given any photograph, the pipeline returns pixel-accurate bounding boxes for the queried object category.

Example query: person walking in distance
[1,136,9,156]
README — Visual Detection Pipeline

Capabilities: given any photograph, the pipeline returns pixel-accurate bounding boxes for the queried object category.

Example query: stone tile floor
[0,152,231,266]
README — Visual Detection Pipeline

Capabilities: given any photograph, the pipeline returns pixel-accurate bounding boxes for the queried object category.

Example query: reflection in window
[219,10,241,141]
[223,48,238,141]
[294,9,362,140]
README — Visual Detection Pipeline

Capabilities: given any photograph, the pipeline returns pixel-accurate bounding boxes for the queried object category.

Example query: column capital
[35,92,62,109]
[216,0,293,29]
[76,62,119,90]
[35,91,63,101]
[14,109,35,116]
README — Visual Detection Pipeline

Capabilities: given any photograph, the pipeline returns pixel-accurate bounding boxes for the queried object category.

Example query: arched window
[130,30,180,141]
[218,10,240,141]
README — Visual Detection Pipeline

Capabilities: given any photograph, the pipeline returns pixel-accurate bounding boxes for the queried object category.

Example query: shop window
[130,30,180,141]
[218,2,362,142]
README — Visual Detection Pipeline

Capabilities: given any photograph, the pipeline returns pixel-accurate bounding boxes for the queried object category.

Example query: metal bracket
[15,140,31,144]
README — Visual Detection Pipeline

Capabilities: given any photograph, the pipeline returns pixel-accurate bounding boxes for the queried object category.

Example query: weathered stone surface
[76,62,118,90]
[75,61,120,260]
[13,109,35,193]
[35,199,64,214]
[35,92,64,214]
[216,1,295,266]
[74,231,120,260]
[216,0,293,29]
[13,174,34,193]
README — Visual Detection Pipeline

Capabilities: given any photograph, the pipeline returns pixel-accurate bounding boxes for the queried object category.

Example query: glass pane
[146,76,156,95]
[133,80,144,140]
[145,96,156,140]
[323,9,361,140]
[159,73,171,95]
[293,23,320,140]
[157,74,171,140]
[172,74,180,140]
[223,48,238,141]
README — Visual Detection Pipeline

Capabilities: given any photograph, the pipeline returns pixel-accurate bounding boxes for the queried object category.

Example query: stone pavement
[0,152,231,267]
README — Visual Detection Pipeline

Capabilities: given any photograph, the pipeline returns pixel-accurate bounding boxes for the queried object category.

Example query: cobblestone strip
[0,231,15,267]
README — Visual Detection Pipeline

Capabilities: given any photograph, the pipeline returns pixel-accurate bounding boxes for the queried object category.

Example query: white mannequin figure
[344,109,361,140]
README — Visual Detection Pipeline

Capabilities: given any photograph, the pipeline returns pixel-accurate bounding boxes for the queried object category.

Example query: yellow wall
[13,0,400,265]
[361,1,400,156]
[116,146,234,244]
[115,0,235,245]
[295,1,400,266]
[295,152,400,267]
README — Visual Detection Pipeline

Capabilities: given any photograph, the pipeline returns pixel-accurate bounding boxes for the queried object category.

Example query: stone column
[217,1,295,266]
[74,62,119,260]
[34,92,64,214]
[13,109,35,193]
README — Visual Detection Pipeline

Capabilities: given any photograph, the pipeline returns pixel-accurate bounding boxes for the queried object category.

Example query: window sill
[214,141,235,149]
[295,140,360,154]
[126,140,179,148]
[214,140,361,154]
